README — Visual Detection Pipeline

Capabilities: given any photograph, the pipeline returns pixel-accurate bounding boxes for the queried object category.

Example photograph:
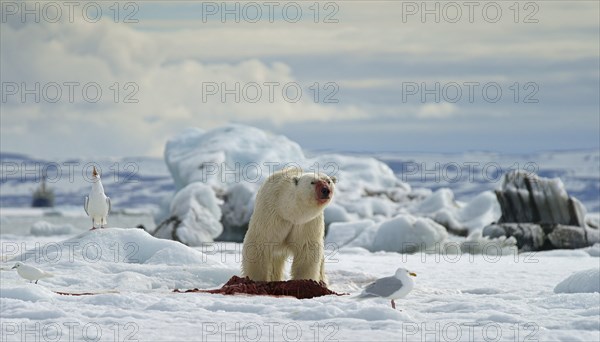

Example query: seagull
[12,262,54,284]
[357,268,417,309]
[84,166,111,229]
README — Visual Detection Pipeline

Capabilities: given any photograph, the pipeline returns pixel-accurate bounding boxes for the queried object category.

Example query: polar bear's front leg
[242,240,268,281]
[242,213,293,281]
[269,249,288,281]
[290,241,324,282]
[242,239,288,282]
[319,256,328,285]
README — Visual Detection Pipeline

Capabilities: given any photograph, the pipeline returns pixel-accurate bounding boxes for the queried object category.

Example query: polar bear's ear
[293,176,299,185]
[331,176,337,184]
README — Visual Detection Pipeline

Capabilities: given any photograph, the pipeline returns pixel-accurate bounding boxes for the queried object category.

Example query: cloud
[1,1,598,157]
[1,19,367,157]
[417,103,458,119]
[133,1,599,62]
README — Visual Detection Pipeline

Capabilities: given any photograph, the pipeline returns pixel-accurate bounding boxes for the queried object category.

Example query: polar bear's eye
[310,181,315,185]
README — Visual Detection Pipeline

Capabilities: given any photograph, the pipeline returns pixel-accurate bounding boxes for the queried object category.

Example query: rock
[482,223,546,251]
[495,171,585,227]
[483,171,597,251]
[547,225,600,249]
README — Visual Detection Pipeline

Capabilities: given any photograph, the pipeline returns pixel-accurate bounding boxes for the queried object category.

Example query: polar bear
[242,168,336,283]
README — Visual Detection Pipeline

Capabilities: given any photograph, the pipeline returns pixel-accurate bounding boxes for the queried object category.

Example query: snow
[0,209,156,235]
[164,126,305,190]
[324,203,355,226]
[1,127,598,341]
[220,183,255,229]
[167,182,223,244]
[0,285,55,302]
[587,243,600,257]
[371,215,448,253]
[327,215,516,255]
[1,229,599,341]
[412,189,501,234]
[326,220,374,247]
[554,268,600,294]
[30,221,73,236]
[3,229,234,292]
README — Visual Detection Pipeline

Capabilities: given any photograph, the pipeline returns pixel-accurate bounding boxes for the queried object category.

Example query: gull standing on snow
[12,262,53,284]
[84,166,111,229]
[357,268,417,309]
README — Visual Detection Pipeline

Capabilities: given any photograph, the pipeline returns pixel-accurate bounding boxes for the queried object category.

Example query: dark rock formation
[483,171,597,251]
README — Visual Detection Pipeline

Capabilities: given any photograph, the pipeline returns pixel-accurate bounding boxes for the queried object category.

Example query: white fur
[242,168,336,283]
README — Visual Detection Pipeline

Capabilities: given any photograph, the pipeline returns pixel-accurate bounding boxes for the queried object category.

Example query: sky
[1,0,599,158]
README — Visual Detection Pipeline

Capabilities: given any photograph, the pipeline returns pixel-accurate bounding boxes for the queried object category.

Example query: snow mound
[412,189,501,234]
[586,243,600,257]
[30,221,73,236]
[15,228,220,266]
[326,220,374,247]
[6,228,235,291]
[0,285,56,302]
[327,215,448,252]
[153,182,223,245]
[221,183,255,230]
[371,215,448,253]
[327,216,516,254]
[324,203,355,226]
[554,268,600,294]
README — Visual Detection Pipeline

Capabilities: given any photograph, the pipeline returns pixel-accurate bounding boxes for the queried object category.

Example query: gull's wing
[23,265,48,279]
[361,276,403,298]
[84,196,89,216]
[106,197,111,215]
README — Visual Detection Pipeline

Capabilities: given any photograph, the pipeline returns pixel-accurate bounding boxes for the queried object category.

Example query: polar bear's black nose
[321,187,330,198]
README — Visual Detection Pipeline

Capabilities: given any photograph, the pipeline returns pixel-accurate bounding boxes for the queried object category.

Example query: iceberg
[158,125,419,244]
[157,124,506,246]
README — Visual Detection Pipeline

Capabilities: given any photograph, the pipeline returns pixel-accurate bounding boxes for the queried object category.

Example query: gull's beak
[92,166,99,178]
[11,265,17,269]
[409,272,417,277]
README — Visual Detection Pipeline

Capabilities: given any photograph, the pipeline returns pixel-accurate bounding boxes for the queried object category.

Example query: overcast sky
[1,1,599,158]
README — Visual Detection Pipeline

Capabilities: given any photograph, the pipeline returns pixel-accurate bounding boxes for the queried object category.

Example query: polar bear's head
[292,173,336,206]
[270,169,337,224]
